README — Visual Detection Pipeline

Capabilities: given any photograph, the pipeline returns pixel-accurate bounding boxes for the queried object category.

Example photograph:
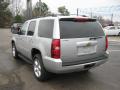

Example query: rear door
[59,18,106,65]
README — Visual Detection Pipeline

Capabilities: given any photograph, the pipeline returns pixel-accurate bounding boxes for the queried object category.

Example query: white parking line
[109,40,120,42]
[109,50,120,52]
[109,40,120,46]
[109,44,120,46]
[108,40,120,52]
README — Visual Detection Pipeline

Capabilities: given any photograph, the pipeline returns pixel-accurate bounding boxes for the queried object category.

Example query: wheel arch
[31,48,42,60]
[118,32,120,36]
[11,40,15,44]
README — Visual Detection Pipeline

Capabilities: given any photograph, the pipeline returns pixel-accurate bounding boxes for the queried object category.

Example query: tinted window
[59,21,104,38]
[27,21,36,36]
[20,22,28,35]
[38,19,54,38]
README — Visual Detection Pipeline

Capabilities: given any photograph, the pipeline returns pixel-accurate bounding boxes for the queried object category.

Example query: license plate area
[77,45,97,56]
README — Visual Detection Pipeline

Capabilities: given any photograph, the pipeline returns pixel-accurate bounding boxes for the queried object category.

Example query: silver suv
[11,16,109,81]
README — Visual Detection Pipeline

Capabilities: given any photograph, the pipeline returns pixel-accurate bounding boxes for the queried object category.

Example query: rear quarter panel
[34,37,52,60]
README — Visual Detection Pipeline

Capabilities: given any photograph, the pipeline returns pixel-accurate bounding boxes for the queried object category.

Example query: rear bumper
[43,51,109,73]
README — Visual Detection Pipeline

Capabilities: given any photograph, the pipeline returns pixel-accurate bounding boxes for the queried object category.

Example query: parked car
[11,23,22,34]
[104,26,120,36]
[11,16,109,81]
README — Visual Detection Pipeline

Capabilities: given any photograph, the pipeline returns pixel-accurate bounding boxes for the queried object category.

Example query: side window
[38,19,54,38]
[27,21,36,36]
[20,22,28,35]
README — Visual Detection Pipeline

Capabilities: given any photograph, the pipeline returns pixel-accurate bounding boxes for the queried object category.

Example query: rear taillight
[105,35,108,51]
[51,39,60,59]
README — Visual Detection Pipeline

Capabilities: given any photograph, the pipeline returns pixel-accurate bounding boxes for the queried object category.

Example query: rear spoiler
[59,18,96,22]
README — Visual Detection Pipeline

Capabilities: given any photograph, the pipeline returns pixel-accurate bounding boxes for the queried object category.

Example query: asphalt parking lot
[0,28,120,90]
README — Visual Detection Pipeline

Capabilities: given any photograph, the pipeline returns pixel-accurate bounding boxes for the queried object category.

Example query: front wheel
[12,43,19,59]
[33,54,50,81]
[118,32,120,36]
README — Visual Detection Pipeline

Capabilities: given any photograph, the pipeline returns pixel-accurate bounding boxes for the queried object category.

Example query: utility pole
[39,0,42,17]
[90,9,93,18]
[111,13,113,25]
[27,0,32,19]
[15,0,17,16]
[90,12,92,18]
[11,0,14,16]
[77,8,79,16]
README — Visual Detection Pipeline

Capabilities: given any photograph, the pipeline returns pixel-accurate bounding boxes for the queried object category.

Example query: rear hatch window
[59,18,104,39]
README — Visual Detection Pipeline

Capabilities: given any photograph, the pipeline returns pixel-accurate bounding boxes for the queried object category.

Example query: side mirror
[17,27,22,35]
[11,27,20,34]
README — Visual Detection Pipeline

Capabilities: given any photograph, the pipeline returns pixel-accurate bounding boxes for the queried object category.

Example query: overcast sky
[21,0,120,14]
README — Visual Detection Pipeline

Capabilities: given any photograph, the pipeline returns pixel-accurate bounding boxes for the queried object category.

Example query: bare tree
[16,0,21,15]
[9,0,22,16]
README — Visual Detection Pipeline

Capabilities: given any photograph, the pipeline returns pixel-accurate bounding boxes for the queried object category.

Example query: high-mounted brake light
[51,39,60,59]
[74,18,96,22]
[59,18,96,22]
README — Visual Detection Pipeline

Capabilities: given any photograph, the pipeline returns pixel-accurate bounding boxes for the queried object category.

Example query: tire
[118,32,120,36]
[12,43,19,59]
[33,54,49,81]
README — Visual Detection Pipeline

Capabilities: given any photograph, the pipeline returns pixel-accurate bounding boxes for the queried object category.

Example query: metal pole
[15,0,17,16]
[90,9,92,18]
[27,0,32,19]
[91,12,92,18]
[10,0,14,16]
[77,8,79,16]
[111,13,113,25]
[39,0,41,17]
